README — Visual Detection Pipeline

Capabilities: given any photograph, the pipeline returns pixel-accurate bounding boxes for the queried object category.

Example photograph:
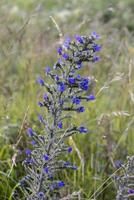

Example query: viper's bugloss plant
[116,156,134,200]
[17,33,101,200]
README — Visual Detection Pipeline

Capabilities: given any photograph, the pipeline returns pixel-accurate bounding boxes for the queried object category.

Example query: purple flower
[77,63,82,69]
[79,78,89,90]
[58,181,65,188]
[128,189,134,194]
[72,165,77,170]
[38,102,44,107]
[48,175,53,180]
[57,46,62,55]
[75,35,84,43]
[76,60,82,69]
[67,147,72,153]
[43,93,48,100]
[31,140,36,146]
[37,77,45,86]
[25,149,31,156]
[87,94,95,101]
[91,32,100,40]
[63,37,71,49]
[62,53,69,60]
[76,74,81,80]
[64,161,71,167]
[24,157,34,165]
[93,55,101,62]
[78,126,88,133]
[114,160,123,169]
[92,44,101,52]
[72,97,81,105]
[27,128,34,137]
[77,106,85,113]
[38,192,44,197]
[68,77,75,84]
[43,167,49,174]
[57,58,62,64]
[45,66,51,74]
[54,75,59,81]
[38,114,44,123]
[58,121,63,129]
[58,82,66,92]
[43,154,49,161]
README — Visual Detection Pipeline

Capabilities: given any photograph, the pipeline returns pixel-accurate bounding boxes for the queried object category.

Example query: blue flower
[72,97,81,105]
[43,93,48,100]
[54,75,59,81]
[76,60,82,69]
[27,128,34,137]
[92,44,101,52]
[43,154,49,161]
[64,161,71,167]
[38,102,44,107]
[57,46,62,55]
[31,140,36,146]
[43,167,49,174]
[77,63,82,69]
[79,78,89,90]
[38,192,44,197]
[76,74,81,80]
[48,175,53,180]
[75,35,84,43]
[67,147,72,153]
[68,77,75,84]
[91,32,100,40]
[78,126,88,133]
[58,82,66,92]
[37,77,45,86]
[25,149,31,156]
[72,165,77,170]
[45,66,51,74]
[58,181,65,188]
[77,106,85,113]
[93,55,101,62]
[62,53,69,60]
[58,121,62,129]
[63,37,71,49]
[87,94,95,101]
[114,160,123,169]
[24,157,34,165]
[38,115,44,123]
[128,189,134,194]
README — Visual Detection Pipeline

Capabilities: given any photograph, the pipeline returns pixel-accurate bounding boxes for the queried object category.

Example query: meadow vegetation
[0,0,134,199]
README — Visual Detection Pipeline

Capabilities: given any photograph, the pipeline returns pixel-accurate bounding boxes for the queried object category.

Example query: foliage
[0,0,134,199]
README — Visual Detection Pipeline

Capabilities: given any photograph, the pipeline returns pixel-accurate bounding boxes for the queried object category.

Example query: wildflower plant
[116,156,134,200]
[17,32,101,199]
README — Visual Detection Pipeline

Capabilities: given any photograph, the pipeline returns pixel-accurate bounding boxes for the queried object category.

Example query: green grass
[0,0,134,199]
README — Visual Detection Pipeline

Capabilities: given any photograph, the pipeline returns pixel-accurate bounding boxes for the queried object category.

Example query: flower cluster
[116,156,134,200]
[17,33,101,200]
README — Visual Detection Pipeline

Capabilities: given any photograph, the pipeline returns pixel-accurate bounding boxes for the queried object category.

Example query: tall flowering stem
[18,33,101,200]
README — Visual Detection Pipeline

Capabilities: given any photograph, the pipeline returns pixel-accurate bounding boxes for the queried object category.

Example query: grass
[0,0,134,199]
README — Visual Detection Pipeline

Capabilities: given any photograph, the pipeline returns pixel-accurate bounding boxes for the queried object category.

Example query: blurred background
[0,0,134,199]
